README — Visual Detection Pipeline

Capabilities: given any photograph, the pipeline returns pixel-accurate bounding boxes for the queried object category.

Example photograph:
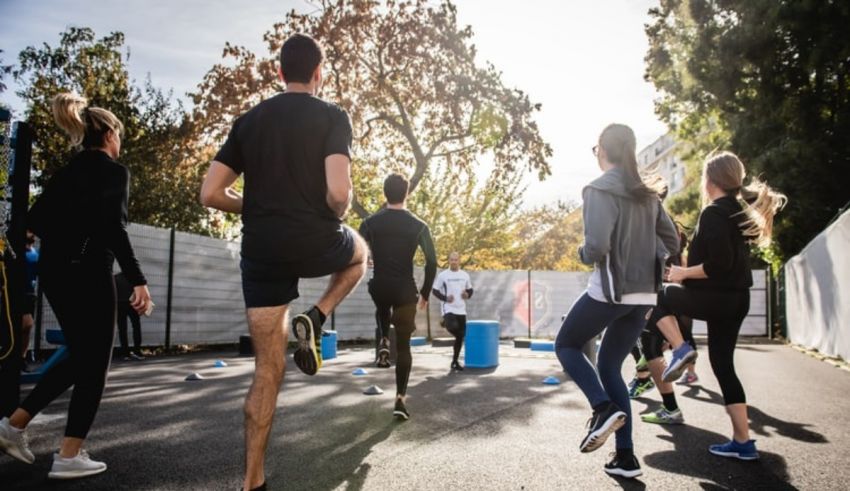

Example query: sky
[0,0,667,207]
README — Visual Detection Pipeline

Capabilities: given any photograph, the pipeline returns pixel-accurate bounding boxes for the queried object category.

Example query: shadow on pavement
[643,424,798,490]
[681,385,828,443]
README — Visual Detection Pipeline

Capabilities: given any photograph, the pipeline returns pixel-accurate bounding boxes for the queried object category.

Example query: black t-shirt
[358,208,438,298]
[214,92,353,261]
[685,196,754,290]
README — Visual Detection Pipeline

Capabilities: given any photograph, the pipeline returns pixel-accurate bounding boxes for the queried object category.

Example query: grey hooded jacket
[579,167,680,303]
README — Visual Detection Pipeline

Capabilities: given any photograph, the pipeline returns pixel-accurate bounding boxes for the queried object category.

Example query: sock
[310,306,327,326]
[662,391,678,411]
[616,447,634,459]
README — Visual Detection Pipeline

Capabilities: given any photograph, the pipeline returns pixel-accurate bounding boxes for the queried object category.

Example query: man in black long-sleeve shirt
[358,173,437,420]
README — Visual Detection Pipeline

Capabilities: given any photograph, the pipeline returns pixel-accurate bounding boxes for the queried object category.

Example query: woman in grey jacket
[555,123,679,479]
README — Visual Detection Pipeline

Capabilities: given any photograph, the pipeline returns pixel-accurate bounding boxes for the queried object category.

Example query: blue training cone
[542,376,561,385]
[352,368,369,376]
[214,360,228,368]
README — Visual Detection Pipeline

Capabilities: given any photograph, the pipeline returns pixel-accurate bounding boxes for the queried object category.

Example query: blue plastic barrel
[465,320,499,368]
[321,331,338,360]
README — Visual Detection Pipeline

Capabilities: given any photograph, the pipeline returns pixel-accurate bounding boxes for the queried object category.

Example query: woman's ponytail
[51,92,89,146]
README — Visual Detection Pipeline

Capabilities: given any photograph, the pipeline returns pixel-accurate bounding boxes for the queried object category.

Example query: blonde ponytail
[51,92,124,149]
[52,92,88,146]
[703,151,787,247]
[739,177,787,247]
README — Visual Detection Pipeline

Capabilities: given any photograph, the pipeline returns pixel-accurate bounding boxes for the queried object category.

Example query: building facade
[637,132,686,197]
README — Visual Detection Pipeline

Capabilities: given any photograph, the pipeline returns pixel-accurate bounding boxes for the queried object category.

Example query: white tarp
[785,208,850,360]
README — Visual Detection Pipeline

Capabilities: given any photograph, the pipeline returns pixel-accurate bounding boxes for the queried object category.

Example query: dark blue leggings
[555,293,651,450]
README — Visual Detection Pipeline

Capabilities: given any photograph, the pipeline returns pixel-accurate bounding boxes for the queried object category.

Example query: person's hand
[417,296,428,311]
[130,285,152,315]
[446,294,455,303]
[461,291,469,300]
[666,265,687,284]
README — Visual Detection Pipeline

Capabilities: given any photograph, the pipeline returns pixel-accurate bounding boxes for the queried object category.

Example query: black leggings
[21,263,116,438]
[649,284,749,405]
[444,314,466,363]
[368,279,418,396]
[117,302,142,356]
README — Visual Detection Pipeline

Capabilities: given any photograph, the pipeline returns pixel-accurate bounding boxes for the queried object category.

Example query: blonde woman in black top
[0,93,151,479]
[649,151,786,460]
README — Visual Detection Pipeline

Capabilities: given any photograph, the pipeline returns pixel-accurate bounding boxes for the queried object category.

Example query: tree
[0,49,12,94]
[191,0,552,259]
[505,201,590,272]
[645,0,850,262]
[13,27,211,234]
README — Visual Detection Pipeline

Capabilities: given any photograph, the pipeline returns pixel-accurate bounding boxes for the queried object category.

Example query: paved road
[1,340,846,490]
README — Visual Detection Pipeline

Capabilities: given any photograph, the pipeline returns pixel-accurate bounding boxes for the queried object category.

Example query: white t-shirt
[434,269,473,316]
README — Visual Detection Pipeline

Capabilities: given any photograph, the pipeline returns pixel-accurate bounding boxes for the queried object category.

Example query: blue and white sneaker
[662,344,698,383]
[709,439,759,461]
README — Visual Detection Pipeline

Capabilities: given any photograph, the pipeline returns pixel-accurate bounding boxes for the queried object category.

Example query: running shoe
[48,450,107,479]
[635,355,649,373]
[292,308,323,376]
[641,407,684,425]
[709,439,759,461]
[603,453,643,479]
[579,402,626,453]
[675,371,699,385]
[662,344,698,383]
[628,377,655,399]
[0,417,34,464]
[129,352,145,361]
[376,338,391,368]
[393,399,410,420]
[451,361,464,371]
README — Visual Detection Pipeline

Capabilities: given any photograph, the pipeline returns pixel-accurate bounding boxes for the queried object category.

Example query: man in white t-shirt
[432,251,473,370]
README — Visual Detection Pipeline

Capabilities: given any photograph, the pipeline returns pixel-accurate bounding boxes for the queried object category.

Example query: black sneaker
[604,453,642,478]
[393,399,409,420]
[451,361,464,371]
[579,402,627,453]
[376,338,391,368]
[292,308,323,376]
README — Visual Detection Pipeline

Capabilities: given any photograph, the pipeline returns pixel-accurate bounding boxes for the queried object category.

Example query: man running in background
[432,251,473,370]
[359,173,437,420]
[200,33,367,491]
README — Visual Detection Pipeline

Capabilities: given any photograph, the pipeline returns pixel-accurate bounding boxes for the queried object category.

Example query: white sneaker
[0,417,35,464]
[48,450,107,479]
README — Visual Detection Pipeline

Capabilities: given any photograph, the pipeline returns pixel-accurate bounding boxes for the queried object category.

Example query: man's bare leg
[315,233,368,316]
[243,305,288,491]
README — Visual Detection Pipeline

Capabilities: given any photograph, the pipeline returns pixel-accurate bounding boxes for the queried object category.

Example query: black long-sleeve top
[358,208,437,299]
[684,195,752,291]
[27,149,146,286]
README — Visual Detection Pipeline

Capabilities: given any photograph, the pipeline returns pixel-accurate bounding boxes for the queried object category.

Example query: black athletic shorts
[443,313,467,337]
[23,293,37,316]
[240,226,357,308]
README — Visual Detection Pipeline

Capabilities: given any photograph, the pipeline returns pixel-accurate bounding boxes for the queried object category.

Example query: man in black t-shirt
[358,174,437,420]
[200,33,367,491]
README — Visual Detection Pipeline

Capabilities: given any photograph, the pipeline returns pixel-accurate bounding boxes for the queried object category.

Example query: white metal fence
[33,223,769,349]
